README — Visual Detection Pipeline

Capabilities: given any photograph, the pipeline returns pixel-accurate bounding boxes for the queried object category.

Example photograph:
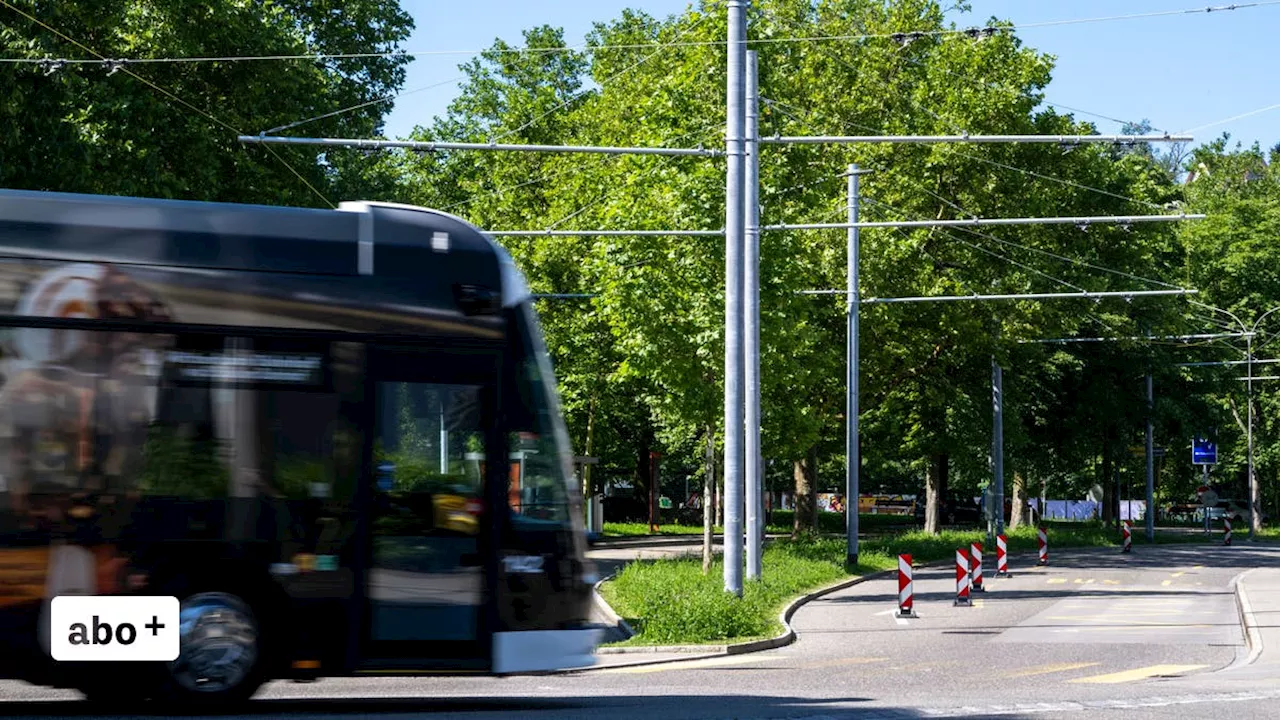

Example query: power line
[1178,101,1280,134]
[877,182,1184,290]
[761,95,1169,213]
[491,10,713,144]
[6,2,1275,66]
[0,0,333,208]
[897,55,1164,134]
[436,120,724,216]
[263,73,469,135]
[857,197,1086,293]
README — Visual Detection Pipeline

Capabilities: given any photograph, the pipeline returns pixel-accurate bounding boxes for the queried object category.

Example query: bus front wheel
[156,591,265,706]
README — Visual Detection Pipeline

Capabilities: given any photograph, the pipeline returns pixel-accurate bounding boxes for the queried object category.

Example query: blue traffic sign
[1192,438,1217,465]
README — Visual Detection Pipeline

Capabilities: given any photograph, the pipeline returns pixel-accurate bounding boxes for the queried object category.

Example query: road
[3,543,1280,719]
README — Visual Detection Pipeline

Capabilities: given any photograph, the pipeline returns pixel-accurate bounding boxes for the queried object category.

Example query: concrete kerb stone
[583,541,1229,674]
[1226,568,1264,670]
[592,573,636,641]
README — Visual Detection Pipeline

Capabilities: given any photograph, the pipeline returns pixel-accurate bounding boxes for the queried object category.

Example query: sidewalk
[1223,567,1280,678]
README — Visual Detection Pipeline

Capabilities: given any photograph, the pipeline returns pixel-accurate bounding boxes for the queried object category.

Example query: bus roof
[0,189,527,306]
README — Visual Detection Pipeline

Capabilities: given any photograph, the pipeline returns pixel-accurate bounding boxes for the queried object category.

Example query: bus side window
[505,352,570,525]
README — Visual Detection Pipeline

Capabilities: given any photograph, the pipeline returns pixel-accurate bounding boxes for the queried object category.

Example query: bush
[601,537,846,644]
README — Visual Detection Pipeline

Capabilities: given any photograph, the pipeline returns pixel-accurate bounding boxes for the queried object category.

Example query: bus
[0,189,601,705]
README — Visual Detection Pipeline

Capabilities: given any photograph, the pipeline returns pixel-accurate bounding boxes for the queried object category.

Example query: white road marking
[918,689,1280,717]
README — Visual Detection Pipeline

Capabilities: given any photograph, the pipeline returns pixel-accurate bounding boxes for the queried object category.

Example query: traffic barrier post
[1037,526,1048,566]
[1224,517,1232,546]
[954,548,972,607]
[996,534,1011,577]
[1121,520,1132,554]
[896,554,918,618]
[970,541,984,592]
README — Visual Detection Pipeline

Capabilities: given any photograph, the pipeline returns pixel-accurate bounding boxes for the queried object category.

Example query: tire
[152,591,266,709]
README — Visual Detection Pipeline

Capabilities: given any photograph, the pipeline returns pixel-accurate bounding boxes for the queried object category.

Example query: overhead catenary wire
[879,182,1185,291]
[897,55,1167,134]
[761,96,1170,214]
[0,0,333,208]
[5,2,1275,65]
[262,73,469,135]
[490,10,714,144]
[437,120,724,216]
[1178,101,1280,134]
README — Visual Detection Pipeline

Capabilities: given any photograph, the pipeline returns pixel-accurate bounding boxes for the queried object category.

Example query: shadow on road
[0,692,1043,720]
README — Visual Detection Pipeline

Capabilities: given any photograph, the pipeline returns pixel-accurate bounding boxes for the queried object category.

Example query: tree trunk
[1010,470,1028,529]
[1101,446,1115,524]
[793,448,817,538]
[703,426,714,574]
[715,464,724,528]
[924,452,948,535]
[810,446,820,533]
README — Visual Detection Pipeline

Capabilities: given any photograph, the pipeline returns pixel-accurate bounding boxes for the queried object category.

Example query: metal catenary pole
[1146,373,1155,542]
[993,359,1004,542]
[1248,332,1256,540]
[745,50,762,581]
[845,163,866,567]
[722,0,747,597]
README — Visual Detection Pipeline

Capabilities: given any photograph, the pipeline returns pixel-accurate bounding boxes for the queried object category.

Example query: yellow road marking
[1069,664,1208,684]
[1048,578,1067,584]
[1006,662,1099,678]
[974,599,985,608]
[599,655,776,674]
[1161,580,1172,586]
[1171,571,1186,578]
[800,657,887,670]
[1103,579,1120,585]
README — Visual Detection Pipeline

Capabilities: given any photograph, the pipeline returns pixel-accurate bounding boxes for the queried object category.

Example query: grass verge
[599,522,1222,647]
[602,512,914,538]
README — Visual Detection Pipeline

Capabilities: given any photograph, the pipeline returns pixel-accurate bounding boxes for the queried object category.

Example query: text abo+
[51,596,180,662]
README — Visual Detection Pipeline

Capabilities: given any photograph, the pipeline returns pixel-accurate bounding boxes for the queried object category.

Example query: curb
[1227,568,1263,670]
[582,541,1225,673]
[573,567,900,673]
[592,574,635,641]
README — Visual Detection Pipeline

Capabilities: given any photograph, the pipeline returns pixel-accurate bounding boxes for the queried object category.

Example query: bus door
[361,346,498,665]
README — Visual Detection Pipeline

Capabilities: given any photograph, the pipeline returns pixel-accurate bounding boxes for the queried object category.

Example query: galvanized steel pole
[745,50,762,581]
[1146,373,1155,542]
[993,360,1004,541]
[722,0,746,597]
[846,163,861,567]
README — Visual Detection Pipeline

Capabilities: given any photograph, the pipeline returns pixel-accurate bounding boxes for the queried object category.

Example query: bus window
[505,305,574,528]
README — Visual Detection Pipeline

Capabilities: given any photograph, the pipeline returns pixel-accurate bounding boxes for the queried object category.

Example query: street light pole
[1189,300,1280,540]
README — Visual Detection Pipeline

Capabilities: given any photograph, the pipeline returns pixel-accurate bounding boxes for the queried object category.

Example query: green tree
[0,0,413,206]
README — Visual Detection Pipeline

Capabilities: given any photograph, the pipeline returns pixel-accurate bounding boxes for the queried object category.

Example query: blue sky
[381,1,1279,153]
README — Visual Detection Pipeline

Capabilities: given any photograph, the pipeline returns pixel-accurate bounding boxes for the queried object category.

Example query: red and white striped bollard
[1224,517,1233,546]
[996,534,1010,577]
[1121,520,1132,553]
[1037,526,1048,566]
[970,541,984,592]
[896,554,918,618]
[954,548,972,607]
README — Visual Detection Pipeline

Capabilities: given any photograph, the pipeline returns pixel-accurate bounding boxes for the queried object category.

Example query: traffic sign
[1192,437,1217,465]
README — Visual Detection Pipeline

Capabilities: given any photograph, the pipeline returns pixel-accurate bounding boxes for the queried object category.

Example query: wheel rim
[169,592,258,694]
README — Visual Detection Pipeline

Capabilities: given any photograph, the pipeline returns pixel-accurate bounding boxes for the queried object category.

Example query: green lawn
[602,511,915,538]
[599,522,1225,647]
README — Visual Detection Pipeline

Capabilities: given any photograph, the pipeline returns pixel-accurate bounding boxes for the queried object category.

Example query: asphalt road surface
[3,543,1280,719]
